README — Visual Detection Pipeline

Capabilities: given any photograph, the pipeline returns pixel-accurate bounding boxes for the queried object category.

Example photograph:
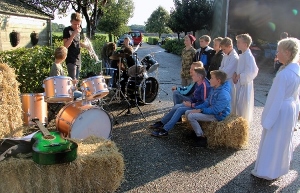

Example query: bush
[147,37,159,45]
[162,39,185,55]
[0,36,107,93]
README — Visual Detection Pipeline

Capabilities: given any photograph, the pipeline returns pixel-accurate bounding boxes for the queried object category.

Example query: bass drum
[56,101,112,139]
[125,77,159,104]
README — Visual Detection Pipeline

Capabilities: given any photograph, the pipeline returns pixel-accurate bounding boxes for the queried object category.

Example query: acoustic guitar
[31,119,78,165]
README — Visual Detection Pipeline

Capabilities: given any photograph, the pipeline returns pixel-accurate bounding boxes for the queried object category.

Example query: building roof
[0,0,53,20]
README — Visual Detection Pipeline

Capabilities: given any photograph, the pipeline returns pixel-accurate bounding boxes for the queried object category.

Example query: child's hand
[171,86,177,91]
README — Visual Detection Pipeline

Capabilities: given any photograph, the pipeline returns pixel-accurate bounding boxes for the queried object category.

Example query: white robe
[219,49,239,114]
[235,49,258,122]
[252,63,300,180]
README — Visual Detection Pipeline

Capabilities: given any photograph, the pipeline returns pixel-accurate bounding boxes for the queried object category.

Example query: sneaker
[193,136,208,148]
[151,129,168,137]
[150,121,164,129]
[185,131,197,139]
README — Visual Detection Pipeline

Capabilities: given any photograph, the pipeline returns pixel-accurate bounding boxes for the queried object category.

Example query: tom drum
[43,76,73,103]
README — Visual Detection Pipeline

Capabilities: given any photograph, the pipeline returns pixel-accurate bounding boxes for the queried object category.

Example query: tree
[97,0,133,41]
[172,0,213,35]
[145,6,172,38]
[167,8,184,39]
[24,0,108,38]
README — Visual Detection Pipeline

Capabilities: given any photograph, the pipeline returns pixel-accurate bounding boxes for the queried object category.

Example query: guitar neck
[33,119,52,138]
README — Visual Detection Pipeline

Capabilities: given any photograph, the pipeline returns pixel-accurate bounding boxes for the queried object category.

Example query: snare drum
[81,76,109,101]
[56,101,112,139]
[43,76,73,103]
[21,93,48,126]
[103,68,118,88]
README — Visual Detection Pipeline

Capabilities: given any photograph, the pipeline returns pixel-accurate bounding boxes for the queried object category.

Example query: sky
[52,0,175,27]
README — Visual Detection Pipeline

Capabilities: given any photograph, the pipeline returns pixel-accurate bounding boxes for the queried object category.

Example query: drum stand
[117,53,146,120]
[108,57,131,104]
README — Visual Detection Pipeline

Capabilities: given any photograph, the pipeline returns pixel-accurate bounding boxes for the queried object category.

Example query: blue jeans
[74,90,82,99]
[161,104,192,131]
[172,90,191,105]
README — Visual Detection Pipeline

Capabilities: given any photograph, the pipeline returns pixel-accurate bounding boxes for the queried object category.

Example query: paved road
[105,43,300,193]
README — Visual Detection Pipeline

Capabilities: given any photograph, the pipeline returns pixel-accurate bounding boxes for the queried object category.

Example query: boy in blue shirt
[185,70,231,147]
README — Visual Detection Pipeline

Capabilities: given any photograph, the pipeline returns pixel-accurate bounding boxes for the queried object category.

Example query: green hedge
[162,39,185,56]
[147,37,159,45]
[0,36,107,93]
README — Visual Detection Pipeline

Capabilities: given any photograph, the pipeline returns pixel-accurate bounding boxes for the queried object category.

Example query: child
[219,37,239,114]
[49,46,82,99]
[49,46,68,76]
[234,34,259,123]
[185,70,231,147]
[251,38,300,180]
[194,35,214,73]
[172,61,203,105]
[207,37,225,79]
[181,35,196,86]
[151,67,211,137]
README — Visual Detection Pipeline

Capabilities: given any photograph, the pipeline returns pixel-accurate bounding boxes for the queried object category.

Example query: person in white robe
[219,37,239,114]
[251,37,300,180]
[234,34,259,123]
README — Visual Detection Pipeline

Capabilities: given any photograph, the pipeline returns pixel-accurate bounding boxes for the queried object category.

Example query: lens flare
[268,22,276,31]
[292,9,298,15]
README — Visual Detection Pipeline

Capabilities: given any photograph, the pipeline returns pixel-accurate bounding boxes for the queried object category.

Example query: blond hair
[210,70,227,84]
[192,61,203,68]
[194,66,206,79]
[278,37,300,64]
[70,12,82,22]
[236,34,252,47]
[199,35,211,43]
[220,37,233,47]
[213,37,223,43]
[55,46,68,60]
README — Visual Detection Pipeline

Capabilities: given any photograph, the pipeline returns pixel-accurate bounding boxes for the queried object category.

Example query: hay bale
[0,63,23,138]
[0,136,124,193]
[185,114,249,149]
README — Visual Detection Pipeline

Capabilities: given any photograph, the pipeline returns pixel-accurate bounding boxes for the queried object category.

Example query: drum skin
[56,101,112,139]
[21,93,48,126]
[81,76,109,101]
[43,76,73,103]
[126,77,159,104]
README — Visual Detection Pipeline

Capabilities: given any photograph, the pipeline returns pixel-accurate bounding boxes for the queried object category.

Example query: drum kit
[21,75,112,140]
[20,42,162,140]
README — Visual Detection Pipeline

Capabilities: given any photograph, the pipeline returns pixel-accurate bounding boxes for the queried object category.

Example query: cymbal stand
[108,57,131,105]
[117,53,146,120]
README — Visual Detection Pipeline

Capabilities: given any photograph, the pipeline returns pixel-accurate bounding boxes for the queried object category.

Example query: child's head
[55,46,68,63]
[280,32,288,40]
[236,34,252,51]
[213,37,223,52]
[199,35,211,48]
[277,37,300,65]
[220,37,233,55]
[184,34,196,46]
[70,12,82,30]
[192,67,206,83]
[190,61,204,75]
[210,70,227,87]
[123,46,133,56]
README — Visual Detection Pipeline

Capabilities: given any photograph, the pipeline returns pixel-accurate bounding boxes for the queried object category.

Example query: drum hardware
[108,57,132,107]
[117,52,146,120]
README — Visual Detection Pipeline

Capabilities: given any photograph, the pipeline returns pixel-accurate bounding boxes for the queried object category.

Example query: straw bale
[0,63,23,138]
[0,136,124,193]
[185,114,249,149]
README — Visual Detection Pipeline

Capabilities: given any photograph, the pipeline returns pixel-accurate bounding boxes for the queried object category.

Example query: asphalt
[102,43,300,193]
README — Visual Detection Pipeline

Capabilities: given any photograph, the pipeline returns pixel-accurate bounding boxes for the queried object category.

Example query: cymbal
[103,75,112,79]
[109,53,129,60]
